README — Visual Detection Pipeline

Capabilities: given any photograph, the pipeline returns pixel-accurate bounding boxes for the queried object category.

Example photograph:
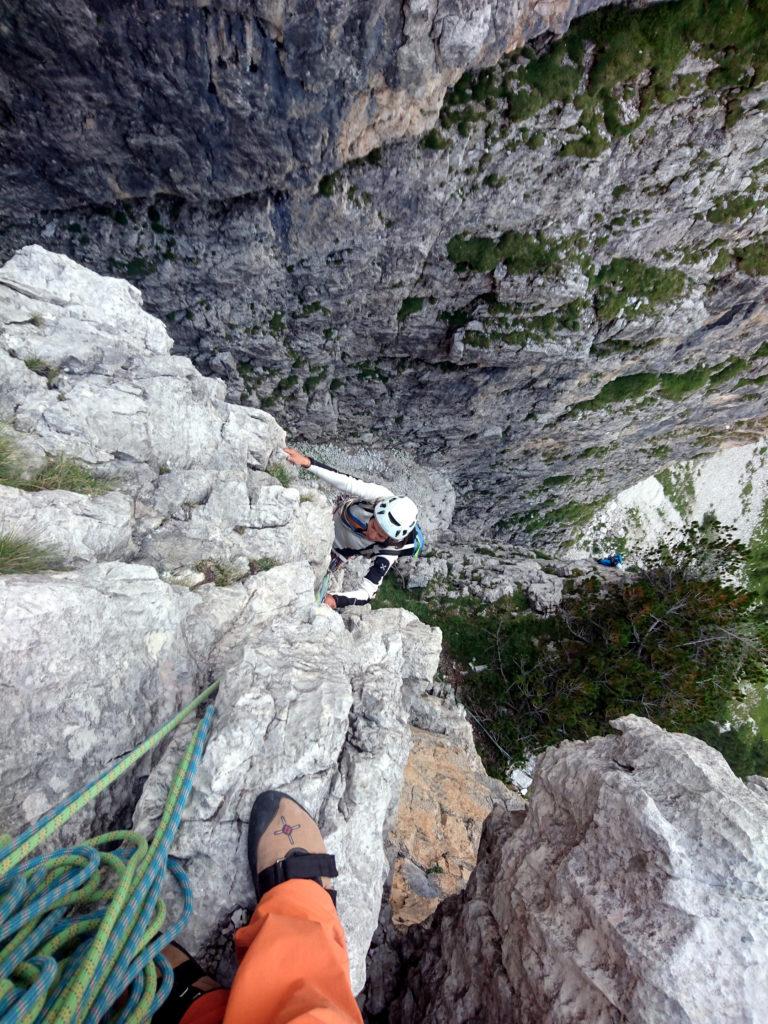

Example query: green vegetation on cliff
[437,0,768,157]
[447,230,560,275]
[0,430,111,496]
[376,523,768,779]
[594,258,687,322]
[570,352,756,415]
[0,532,61,575]
[736,238,768,276]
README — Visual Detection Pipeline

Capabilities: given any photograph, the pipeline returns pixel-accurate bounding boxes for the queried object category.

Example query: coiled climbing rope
[0,680,219,1024]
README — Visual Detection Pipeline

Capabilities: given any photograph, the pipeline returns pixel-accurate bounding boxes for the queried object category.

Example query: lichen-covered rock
[374,716,768,1023]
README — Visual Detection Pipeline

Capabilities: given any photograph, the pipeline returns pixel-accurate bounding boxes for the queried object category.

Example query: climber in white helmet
[283,447,422,610]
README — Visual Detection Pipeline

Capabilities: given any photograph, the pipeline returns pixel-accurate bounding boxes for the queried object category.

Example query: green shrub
[736,239,768,276]
[378,524,767,777]
[397,297,425,321]
[268,311,285,334]
[707,358,748,387]
[570,372,660,413]
[446,231,559,276]
[0,532,60,574]
[446,235,500,274]
[421,128,449,150]
[748,499,768,608]
[706,192,758,223]
[658,366,710,400]
[594,258,687,321]
[317,173,339,197]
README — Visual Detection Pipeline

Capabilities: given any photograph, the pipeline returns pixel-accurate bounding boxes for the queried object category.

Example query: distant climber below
[283,447,422,609]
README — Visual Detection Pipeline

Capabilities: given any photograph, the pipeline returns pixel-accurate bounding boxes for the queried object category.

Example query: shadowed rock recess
[3,0,768,545]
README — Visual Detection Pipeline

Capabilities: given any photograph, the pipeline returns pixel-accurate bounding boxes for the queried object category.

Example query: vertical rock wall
[368,716,768,1023]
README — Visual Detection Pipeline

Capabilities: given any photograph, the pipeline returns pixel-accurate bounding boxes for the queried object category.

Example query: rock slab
[373,716,768,1024]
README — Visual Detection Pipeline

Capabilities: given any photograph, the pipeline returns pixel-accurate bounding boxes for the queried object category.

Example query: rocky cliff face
[0,0,621,213]
[0,246,449,991]
[365,715,768,1023]
[3,248,767,1020]
[5,2,768,546]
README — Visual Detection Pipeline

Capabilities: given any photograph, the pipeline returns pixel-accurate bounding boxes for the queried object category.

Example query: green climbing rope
[0,681,219,1023]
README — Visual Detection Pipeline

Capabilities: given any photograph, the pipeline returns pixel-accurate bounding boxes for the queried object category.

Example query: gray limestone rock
[0,1,623,212]
[399,540,601,613]
[0,486,134,565]
[0,247,328,578]
[4,8,767,553]
[134,582,443,994]
[373,716,768,1024]
[0,249,445,996]
[0,562,200,842]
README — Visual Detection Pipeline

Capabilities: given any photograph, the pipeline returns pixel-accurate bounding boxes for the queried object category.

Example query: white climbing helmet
[374,496,418,541]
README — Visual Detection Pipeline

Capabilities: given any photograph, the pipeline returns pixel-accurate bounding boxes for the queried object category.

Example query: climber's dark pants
[180,880,363,1024]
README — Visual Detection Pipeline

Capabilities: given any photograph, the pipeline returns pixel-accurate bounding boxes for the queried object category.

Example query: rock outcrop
[0,0,624,213]
[401,539,622,613]
[0,246,444,990]
[367,716,768,1023]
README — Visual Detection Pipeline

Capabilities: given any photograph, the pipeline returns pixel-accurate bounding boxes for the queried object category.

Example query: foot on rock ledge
[247,790,339,903]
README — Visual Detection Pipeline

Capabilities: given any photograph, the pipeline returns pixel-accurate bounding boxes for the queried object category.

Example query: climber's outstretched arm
[283,447,393,502]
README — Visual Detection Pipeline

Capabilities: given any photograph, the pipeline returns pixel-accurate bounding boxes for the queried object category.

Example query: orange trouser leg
[180,880,363,1024]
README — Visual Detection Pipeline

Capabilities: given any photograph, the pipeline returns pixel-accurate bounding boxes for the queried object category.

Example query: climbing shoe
[247,790,338,904]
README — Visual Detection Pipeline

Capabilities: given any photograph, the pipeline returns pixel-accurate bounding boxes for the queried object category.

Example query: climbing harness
[0,681,219,1024]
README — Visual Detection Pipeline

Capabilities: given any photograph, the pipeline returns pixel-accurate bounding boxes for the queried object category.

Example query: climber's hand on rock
[283,446,311,468]
[323,595,337,609]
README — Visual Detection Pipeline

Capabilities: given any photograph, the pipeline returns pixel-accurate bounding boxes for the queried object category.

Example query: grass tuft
[27,457,112,496]
[0,532,61,574]
[250,557,279,573]
[267,463,292,487]
[24,358,60,386]
[194,560,243,587]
